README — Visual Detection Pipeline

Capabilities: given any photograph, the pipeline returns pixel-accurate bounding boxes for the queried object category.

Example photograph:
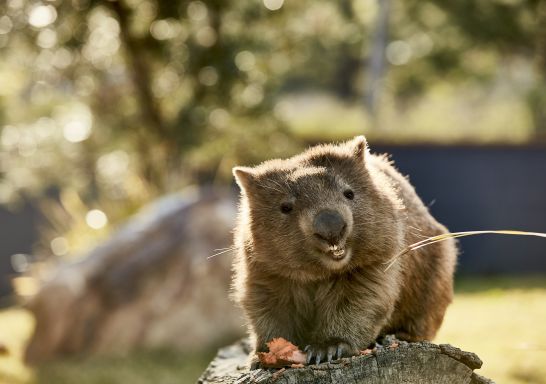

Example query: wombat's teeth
[331,248,345,257]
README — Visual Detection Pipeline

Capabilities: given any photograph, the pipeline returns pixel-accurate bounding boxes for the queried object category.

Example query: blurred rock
[25,187,242,363]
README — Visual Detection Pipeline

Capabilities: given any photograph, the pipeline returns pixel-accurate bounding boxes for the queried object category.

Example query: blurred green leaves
[0,0,544,259]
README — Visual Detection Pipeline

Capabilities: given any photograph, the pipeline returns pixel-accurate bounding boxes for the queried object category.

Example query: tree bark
[198,338,495,384]
[107,0,174,187]
[108,0,167,139]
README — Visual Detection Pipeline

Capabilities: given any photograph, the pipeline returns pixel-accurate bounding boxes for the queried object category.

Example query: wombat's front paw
[248,354,261,370]
[304,340,357,365]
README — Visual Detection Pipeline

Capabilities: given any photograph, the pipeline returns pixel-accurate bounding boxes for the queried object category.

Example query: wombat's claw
[249,355,261,370]
[304,341,355,365]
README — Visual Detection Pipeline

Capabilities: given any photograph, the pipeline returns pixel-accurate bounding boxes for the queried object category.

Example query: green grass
[0,307,33,384]
[438,276,546,384]
[0,276,545,384]
[32,349,213,384]
[0,309,214,384]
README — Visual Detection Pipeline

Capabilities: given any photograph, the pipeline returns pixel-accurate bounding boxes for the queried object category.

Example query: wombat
[231,136,457,365]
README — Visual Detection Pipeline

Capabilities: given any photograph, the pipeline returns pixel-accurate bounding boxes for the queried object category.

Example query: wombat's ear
[351,135,368,162]
[233,166,255,192]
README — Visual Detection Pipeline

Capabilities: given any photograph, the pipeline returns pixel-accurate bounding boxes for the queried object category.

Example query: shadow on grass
[33,348,216,384]
[454,275,546,294]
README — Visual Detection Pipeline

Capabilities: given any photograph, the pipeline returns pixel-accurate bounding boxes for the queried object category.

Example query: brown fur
[231,136,457,362]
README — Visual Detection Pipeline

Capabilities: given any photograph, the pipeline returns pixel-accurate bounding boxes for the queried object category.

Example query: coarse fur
[231,136,457,364]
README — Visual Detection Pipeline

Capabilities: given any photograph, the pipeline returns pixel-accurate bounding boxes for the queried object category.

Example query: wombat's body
[231,137,457,364]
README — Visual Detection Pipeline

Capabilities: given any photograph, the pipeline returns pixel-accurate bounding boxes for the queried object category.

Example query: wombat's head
[233,136,404,281]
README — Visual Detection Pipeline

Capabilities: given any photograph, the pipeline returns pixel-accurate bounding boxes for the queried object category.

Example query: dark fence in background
[1,144,545,300]
[375,144,546,275]
[0,201,39,301]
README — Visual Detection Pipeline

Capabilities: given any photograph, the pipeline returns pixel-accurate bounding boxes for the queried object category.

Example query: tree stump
[198,337,495,384]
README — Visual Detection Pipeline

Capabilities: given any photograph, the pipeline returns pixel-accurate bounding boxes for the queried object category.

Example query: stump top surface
[198,338,495,384]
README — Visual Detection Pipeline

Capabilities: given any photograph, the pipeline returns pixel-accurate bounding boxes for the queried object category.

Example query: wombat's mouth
[327,245,346,260]
[315,245,352,269]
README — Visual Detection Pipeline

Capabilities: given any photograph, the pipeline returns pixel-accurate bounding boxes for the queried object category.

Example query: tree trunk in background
[198,338,494,384]
[109,0,167,139]
[535,0,546,134]
[25,188,241,363]
[107,0,172,188]
[363,0,390,120]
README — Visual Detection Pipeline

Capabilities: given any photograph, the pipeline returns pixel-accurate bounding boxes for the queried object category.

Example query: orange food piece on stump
[257,338,307,368]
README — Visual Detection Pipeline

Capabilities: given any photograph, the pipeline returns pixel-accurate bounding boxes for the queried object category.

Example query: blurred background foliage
[0,0,545,261]
[1,1,546,383]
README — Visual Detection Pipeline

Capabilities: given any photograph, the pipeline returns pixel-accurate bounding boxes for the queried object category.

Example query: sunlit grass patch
[0,307,214,384]
[437,276,546,384]
[32,348,214,384]
[0,307,34,384]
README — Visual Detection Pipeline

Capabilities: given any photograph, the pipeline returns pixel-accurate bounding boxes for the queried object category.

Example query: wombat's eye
[343,189,354,200]
[280,202,293,214]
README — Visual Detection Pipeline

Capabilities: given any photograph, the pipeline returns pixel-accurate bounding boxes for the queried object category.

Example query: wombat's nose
[313,210,347,244]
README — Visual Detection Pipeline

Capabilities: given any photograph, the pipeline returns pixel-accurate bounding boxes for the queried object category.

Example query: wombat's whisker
[267,179,291,194]
[209,235,314,261]
[383,230,546,271]
[259,184,284,194]
[207,247,239,259]
[352,220,383,228]
[408,226,429,238]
